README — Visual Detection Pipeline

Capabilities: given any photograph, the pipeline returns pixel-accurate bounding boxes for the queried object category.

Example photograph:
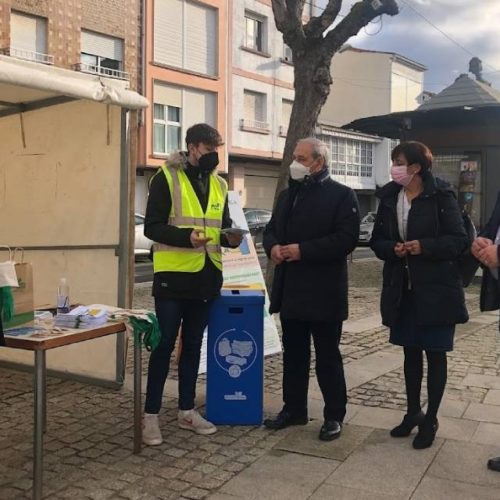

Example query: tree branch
[271,0,288,32]
[323,0,399,56]
[304,0,343,39]
[272,0,307,48]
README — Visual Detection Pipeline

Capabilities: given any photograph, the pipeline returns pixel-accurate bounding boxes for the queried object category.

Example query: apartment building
[136,0,227,214]
[227,0,299,209]
[0,0,140,87]
[318,46,427,215]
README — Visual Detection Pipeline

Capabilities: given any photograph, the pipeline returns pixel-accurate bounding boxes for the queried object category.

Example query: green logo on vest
[211,202,221,211]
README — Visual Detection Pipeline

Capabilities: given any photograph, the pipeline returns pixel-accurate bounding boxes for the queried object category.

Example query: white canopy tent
[0,55,148,386]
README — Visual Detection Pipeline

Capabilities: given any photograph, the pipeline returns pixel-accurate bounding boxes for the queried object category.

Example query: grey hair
[297,137,330,167]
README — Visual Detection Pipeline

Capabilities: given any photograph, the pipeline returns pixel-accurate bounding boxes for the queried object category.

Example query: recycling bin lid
[217,288,265,305]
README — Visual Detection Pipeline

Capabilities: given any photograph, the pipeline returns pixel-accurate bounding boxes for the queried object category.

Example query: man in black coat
[472,192,500,471]
[263,137,360,441]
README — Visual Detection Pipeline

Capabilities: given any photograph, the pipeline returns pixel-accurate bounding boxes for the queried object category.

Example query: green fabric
[1,287,14,323]
[129,312,161,352]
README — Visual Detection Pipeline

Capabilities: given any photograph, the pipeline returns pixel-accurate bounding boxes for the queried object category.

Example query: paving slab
[217,450,340,500]
[471,422,500,445]
[343,314,382,334]
[455,321,488,338]
[427,440,500,488]
[309,483,406,500]
[411,476,500,500]
[461,375,500,390]
[484,389,500,406]
[436,399,469,419]
[325,429,441,497]
[464,403,500,423]
[348,405,405,431]
[345,350,403,390]
[437,416,478,442]
[274,422,373,461]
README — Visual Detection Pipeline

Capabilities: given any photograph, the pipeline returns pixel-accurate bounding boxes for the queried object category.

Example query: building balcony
[240,119,271,135]
[73,62,129,81]
[0,47,54,65]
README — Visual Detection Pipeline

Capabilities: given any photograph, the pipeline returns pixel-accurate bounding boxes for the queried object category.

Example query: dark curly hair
[391,141,433,175]
[185,123,224,148]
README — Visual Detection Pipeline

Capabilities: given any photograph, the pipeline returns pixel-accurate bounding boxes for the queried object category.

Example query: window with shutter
[242,90,268,131]
[10,12,50,64]
[153,0,217,77]
[153,82,217,155]
[245,12,265,52]
[79,30,125,79]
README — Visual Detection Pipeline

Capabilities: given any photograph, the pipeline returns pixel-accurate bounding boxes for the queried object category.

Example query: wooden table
[4,321,143,500]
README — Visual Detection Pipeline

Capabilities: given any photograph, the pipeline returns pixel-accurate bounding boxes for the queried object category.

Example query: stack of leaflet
[78,308,108,329]
[54,306,108,329]
[54,306,89,328]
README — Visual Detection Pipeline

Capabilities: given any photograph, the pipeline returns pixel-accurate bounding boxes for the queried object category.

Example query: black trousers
[280,316,347,422]
[144,297,211,414]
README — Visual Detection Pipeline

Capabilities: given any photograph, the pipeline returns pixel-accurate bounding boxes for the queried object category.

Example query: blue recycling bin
[206,289,265,425]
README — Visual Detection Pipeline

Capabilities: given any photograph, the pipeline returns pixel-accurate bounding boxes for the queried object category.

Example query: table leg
[133,338,142,454]
[33,350,46,500]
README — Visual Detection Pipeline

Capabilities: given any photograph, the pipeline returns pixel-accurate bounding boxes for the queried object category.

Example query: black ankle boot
[413,418,439,449]
[390,411,425,437]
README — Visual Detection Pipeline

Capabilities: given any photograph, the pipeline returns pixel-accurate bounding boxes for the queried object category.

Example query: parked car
[135,213,154,260]
[358,211,376,245]
[243,208,272,247]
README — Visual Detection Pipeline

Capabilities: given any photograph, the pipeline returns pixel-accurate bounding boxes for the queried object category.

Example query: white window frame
[328,137,374,178]
[244,11,266,53]
[153,104,182,155]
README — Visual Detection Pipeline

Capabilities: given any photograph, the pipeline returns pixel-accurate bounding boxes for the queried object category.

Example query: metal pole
[133,337,142,454]
[33,350,46,500]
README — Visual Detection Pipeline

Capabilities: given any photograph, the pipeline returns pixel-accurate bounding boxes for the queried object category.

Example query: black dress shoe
[487,456,500,472]
[390,411,425,437]
[413,419,439,449]
[319,420,342,441]
[263,410,308,430]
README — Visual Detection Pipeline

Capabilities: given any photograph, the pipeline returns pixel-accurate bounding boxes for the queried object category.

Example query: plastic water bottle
[57,278,70,314]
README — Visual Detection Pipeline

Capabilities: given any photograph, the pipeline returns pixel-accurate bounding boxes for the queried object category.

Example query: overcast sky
[313,0,500,93]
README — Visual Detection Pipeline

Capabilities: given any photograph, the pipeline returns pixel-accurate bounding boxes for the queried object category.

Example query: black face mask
[198,151,219,173]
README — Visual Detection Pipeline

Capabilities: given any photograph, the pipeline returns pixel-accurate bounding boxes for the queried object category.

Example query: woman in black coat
[471,192,500,471]
[371,141,468,449]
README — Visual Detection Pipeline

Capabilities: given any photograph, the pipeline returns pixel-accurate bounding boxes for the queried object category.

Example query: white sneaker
[178,409,217,435]
[142,413,163,445]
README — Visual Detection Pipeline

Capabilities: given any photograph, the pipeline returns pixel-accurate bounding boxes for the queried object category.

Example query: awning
[0,55,148,116]
[342,105,500,139]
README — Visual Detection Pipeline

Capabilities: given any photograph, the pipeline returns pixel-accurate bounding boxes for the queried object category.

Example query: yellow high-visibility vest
[153,164,227,273]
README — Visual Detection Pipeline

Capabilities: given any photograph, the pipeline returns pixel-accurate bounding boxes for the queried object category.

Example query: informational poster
[198,191,281,373]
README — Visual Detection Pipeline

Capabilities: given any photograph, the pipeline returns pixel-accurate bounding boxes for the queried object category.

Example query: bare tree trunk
[265,0,399,292]
[265,51,332,291]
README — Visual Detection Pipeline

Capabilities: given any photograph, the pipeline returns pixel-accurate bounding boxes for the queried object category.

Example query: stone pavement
[2,259,500,499]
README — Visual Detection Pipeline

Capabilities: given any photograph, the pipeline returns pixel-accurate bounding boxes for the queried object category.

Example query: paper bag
[3,262,35,329]
[0,246,18,288]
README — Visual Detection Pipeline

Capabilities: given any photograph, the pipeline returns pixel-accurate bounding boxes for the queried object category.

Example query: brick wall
[0,0,140,89]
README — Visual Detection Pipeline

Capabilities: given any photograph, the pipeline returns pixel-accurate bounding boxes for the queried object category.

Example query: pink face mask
[391,165,414,187]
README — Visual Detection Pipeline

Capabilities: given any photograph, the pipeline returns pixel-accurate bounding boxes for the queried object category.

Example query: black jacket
[145,159,234,301]
[479,192,500,316]
[370,174,469,327]
[263,168,360,322]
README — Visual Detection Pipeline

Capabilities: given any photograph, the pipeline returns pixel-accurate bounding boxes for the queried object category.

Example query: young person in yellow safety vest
[142,123,243,445]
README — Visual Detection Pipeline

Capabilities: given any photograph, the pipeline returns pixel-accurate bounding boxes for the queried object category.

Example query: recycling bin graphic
[206,289,265,425]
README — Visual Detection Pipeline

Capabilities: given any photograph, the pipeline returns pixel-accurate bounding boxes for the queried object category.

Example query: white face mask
[289,160,310,181]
